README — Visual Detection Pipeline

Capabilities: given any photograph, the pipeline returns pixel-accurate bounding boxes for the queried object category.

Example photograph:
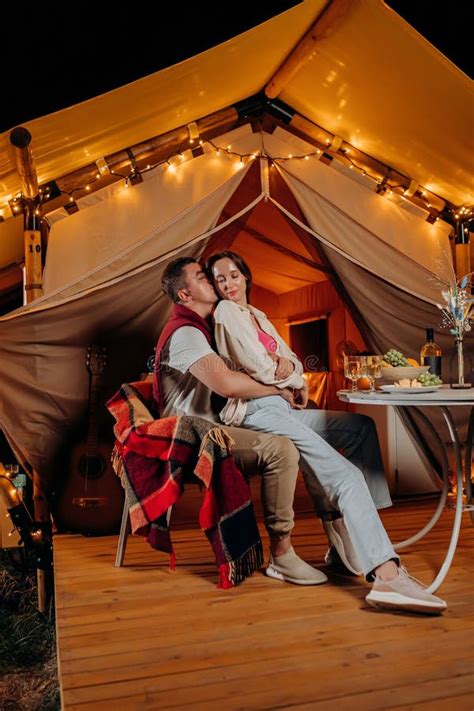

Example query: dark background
[1,1,472,132]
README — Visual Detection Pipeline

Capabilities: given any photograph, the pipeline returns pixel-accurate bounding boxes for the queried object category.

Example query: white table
[338,385,474,593]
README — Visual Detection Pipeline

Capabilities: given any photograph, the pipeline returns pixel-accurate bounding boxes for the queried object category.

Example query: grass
[0,549,60,711]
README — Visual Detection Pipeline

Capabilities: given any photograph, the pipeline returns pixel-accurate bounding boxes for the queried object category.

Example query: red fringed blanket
[106,380,263,588]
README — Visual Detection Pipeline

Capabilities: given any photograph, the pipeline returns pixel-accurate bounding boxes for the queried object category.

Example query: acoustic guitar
[54,345,124,535]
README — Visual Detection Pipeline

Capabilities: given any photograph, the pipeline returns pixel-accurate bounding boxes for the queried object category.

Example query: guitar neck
[86,374,101,450]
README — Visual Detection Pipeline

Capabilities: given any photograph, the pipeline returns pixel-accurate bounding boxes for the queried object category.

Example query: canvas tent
[0,0,472,494]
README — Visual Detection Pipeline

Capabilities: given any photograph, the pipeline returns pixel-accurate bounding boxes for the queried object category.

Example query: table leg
[425,407,464,594]
[393,408,449,551]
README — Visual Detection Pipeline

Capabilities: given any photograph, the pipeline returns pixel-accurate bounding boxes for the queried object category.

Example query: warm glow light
[85,185,91,191]
[69,197,74,202]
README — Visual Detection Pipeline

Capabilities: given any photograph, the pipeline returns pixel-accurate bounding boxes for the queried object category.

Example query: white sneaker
[323,518,363,575]
[366,566,447,614]
[266,546,328,586]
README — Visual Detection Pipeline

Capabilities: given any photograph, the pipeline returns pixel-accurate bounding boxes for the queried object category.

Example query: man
[154,257,446,613]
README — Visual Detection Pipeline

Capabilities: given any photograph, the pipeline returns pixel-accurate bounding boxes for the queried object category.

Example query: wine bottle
[420,328,442,377]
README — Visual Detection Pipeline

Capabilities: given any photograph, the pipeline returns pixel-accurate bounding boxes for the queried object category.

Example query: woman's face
[212,257,248,305]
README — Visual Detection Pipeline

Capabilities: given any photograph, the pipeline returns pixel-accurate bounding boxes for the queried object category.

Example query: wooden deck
[54,496,474,710]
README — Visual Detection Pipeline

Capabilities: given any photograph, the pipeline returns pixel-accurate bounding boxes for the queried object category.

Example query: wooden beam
[9,127,39,199]
[56,107,240,196]
[264,110,447,215]
[236,221,333,275]
[9,128,43,302]
[265,0,353,99]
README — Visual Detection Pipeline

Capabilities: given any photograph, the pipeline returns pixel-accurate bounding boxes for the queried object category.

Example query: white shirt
[159,326,219,422]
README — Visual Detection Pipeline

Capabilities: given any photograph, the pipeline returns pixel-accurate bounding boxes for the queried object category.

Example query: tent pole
[56,106,240,197]
[9,128,43,303]
[278,111,447,216]
[33,470,52,613]
[265,0,352,99]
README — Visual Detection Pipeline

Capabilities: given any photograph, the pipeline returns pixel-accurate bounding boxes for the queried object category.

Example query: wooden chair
[115,499,173,567]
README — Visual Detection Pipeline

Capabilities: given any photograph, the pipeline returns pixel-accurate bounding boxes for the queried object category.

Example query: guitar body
[55,440,124,535]
[54,345,124,535]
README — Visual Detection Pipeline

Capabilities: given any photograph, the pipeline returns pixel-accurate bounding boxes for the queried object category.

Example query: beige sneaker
[266,546,327,585]
[323,518,363,575]
[366,566,447,614]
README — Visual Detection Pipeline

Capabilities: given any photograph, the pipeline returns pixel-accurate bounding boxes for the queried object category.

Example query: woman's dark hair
[205,250,253,301]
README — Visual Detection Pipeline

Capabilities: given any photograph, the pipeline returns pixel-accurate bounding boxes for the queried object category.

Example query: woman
[205,250,446,613]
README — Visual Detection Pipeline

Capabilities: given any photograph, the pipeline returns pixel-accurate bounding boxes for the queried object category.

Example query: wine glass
[366,355,383,392]
[344,355,367,392]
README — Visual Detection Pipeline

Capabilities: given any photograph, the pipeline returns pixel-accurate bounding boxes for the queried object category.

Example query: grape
[417,372,442,386]
[383,349,409,367]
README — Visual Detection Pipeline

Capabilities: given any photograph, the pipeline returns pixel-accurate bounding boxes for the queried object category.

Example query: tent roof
[0,0,472,213]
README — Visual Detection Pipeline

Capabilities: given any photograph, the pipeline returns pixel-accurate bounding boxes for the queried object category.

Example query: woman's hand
[293,381,309,409]
[274,356,295,380]
[278,387,296,408]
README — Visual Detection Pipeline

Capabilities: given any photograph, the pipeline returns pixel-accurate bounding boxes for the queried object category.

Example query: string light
[4,132,461,229]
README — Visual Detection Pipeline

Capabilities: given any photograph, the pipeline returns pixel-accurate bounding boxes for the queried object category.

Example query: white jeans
[243,396,397,575]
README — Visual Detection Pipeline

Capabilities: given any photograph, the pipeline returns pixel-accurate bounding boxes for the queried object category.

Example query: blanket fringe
[218,540,264,589]
[111,444,127,484]
[201,427,236,456]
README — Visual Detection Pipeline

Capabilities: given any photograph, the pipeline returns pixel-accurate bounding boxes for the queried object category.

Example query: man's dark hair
[205,250,253,301]
[161,256,199,303]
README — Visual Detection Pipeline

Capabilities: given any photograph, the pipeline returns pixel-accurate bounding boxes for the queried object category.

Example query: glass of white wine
[366,355,383,392]
[344,355,367,392]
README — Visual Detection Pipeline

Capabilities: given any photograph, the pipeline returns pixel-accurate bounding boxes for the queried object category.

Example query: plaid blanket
[106,380,263,588]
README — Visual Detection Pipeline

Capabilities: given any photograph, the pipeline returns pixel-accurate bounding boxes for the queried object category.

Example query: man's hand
[293,380,309,409]
[274,356,295,380]
[278,387,296,408]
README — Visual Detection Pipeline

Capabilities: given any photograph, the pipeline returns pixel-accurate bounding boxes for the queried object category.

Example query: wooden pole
[9,127,43,302]
[33,469,51,614]
[56,106,239,196]
[265,0,353,99]
[280,111,446,215]
[23,201,43,302]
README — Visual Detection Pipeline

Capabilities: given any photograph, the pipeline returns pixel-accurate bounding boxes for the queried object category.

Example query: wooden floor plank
[54,500,474,710]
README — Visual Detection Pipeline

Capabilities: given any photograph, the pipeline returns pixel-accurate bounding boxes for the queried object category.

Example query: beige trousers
[224,426,299,539]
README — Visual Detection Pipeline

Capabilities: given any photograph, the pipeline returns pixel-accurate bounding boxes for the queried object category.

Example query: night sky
[1,1,472,132]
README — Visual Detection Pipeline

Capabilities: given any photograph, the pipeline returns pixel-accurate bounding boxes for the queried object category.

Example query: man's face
[179,262,217,306]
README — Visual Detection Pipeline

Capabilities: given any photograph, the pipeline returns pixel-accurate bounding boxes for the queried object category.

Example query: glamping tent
[0,0,472,508]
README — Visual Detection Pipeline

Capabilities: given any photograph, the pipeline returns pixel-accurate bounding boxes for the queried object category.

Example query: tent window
[289,318,328,372]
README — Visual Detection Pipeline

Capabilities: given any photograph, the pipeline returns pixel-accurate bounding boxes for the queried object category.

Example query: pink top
[257,328,278,354]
